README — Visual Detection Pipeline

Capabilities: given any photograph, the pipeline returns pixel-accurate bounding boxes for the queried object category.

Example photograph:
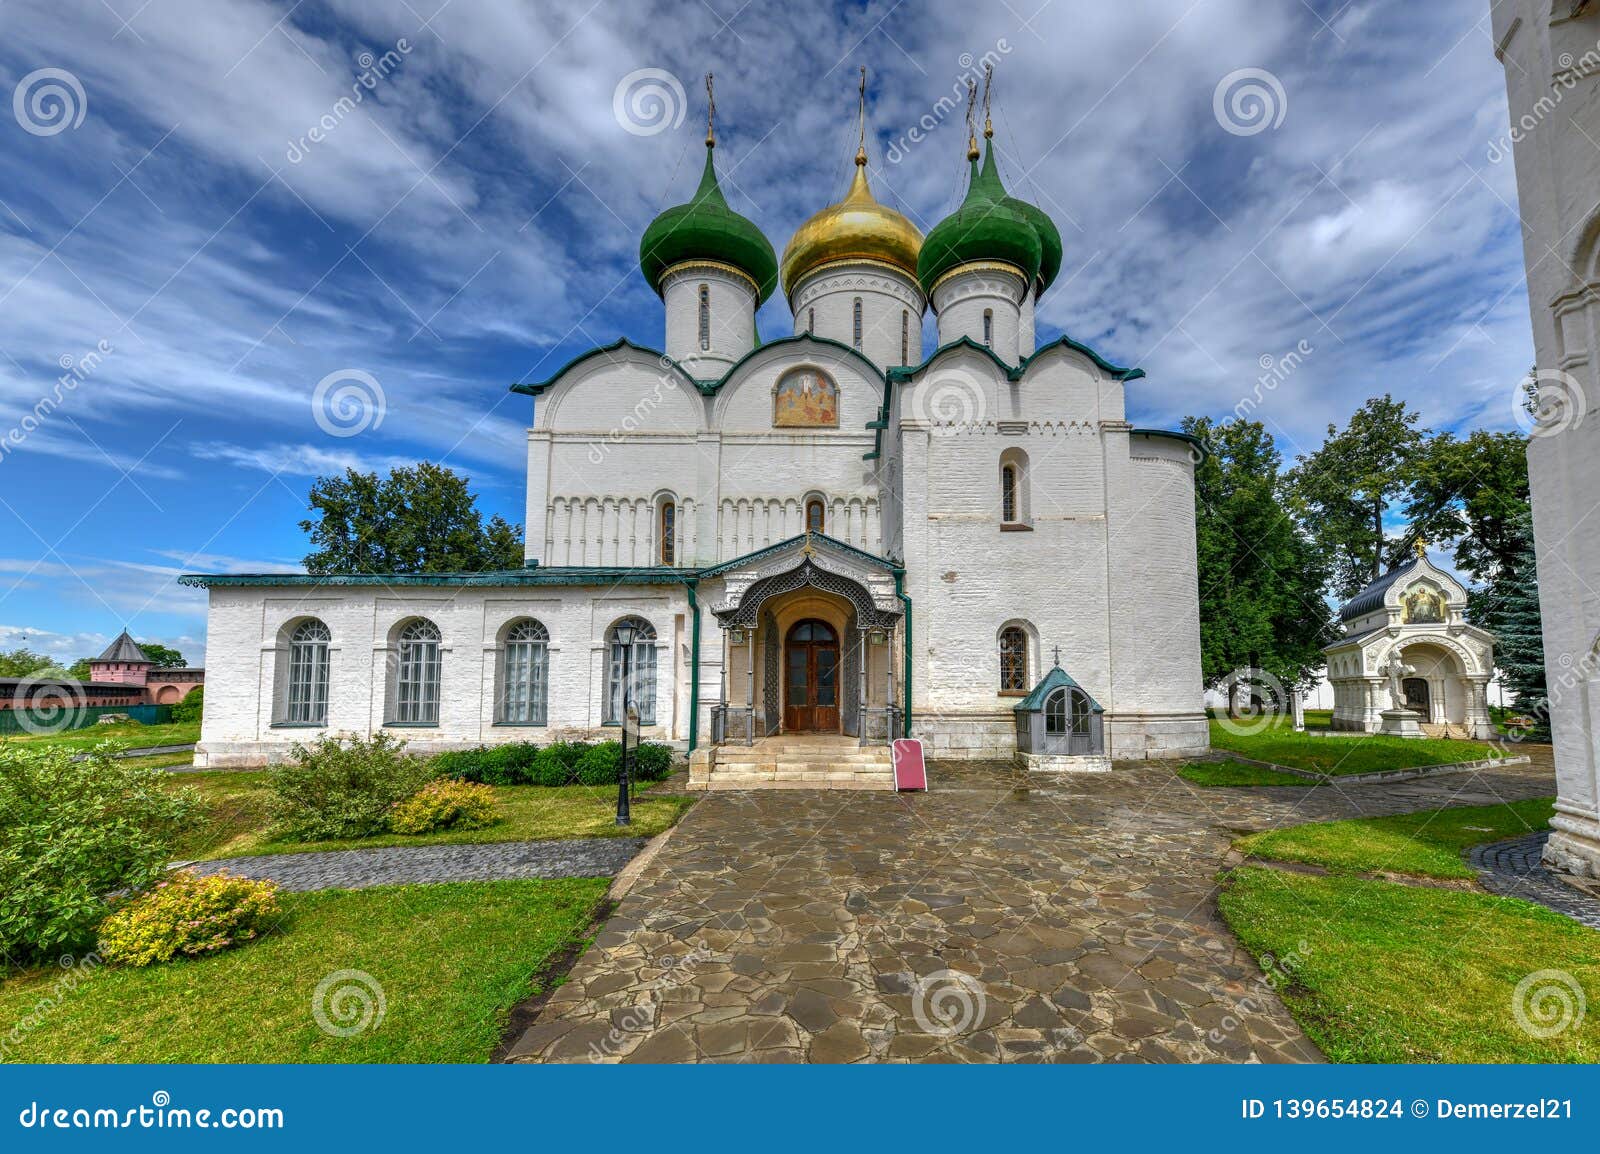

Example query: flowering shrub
[0,746,198,961]
[387,779,502,834]
[269,732,437,841]
[98,872,281,967]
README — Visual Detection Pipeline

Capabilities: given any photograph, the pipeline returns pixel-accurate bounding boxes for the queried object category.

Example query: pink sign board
[892,738,927,791]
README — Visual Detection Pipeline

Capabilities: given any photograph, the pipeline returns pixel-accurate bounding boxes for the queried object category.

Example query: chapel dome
[917,139,1042,298]
[639,142,779,305]
[1009,195,1062,293]
[780,151,923,300]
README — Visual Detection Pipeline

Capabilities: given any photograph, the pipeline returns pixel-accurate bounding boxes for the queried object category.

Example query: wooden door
[1403,677,1431,719]
[783,620,840,732]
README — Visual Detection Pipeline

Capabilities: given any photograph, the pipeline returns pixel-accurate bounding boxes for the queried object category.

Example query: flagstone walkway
[507,753,1556,1064]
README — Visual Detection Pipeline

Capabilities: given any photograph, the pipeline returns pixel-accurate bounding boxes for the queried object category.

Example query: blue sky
[0,0,1534,667]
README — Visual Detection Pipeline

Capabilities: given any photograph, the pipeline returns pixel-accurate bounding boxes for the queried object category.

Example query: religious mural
[773,367,839,427]
[1401,584,1446,624]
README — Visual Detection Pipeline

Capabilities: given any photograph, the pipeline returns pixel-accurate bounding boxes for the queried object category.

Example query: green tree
[0,648,66,679]
[1482,511,1549,739]
[300,462,525,575]
[65,658,92,681]
[1403,429,1530,583]
[1184,416,1334,709]
[137,642,186,668]
[1287,395,1428,600]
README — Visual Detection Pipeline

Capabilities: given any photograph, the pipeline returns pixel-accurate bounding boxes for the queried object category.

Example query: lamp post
[614,619,637,826]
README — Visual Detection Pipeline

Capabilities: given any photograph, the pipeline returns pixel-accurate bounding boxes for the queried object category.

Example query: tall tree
[1402,429,1530,583]
[1184,416,1334,708]
[0,648,68,679]
[300,462,525,575]
[1482,510,1550,738]
[136,642,186,668]
[1286,394,1428,600]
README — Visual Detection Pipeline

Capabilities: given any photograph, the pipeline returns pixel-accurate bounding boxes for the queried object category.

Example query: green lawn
[1219,866,1600,1062]
[1302,708,1333,729]
[0,879,607,1063]
[1178,759,1316,787]
[1208,717,1495,775]
[0,720,199,754]
[169,771,693,860]
[1237,798,1555,880]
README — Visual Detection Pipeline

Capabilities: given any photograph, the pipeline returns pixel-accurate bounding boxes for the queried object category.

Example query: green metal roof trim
[1012,663,1104,714]
[639,144,779,304]
[1129,427,1208,460]
[178,568,690,589]
[917,144,1042,297]
[694,530,901,579]
[511,333,886,401]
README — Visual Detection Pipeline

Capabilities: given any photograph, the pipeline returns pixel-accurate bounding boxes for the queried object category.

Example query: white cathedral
[189,81,1208,783]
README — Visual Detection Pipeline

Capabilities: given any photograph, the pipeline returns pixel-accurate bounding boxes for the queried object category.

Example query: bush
[432,742,545,785]
[633,743,675,782]
[269,732,437,841]
[428,739,670,788]
[169,685,204,724]
[573,742,621,785]
[0,747,199,961]
[98,871,280,967]
[388,779,502,834]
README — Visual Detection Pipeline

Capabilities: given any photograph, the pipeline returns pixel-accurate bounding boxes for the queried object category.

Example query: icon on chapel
[1402,585,1446,624]
[773,367,838,428]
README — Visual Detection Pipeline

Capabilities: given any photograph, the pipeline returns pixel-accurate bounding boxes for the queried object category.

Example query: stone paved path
[189,837,646,892]
[508,754,1557,1064]
[1470,831,1600,929]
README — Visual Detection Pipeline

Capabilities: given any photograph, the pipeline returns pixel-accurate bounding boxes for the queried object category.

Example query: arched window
[852,297,863,349]
[901,310,910,364]
[982,308,993,346]
[1044,687,1092,736]
[605,617,657,726]
[392,619,441,724]
[698,284,710,351]
[500,619,548,725]
[999,447,1029,526]
[808,307,815,334]
[999,626,1028,694]
[806,497,826,533]
[286,619,330,724]
[658,499,676,566]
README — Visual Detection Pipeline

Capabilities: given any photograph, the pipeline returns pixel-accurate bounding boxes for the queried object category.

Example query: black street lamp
[614,619,637,826]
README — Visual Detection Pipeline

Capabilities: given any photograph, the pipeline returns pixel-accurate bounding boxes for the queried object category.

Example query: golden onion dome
[780,149,923,301]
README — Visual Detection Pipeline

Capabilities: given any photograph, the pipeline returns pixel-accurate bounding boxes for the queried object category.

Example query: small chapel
[1323,545,1496,739]
[186,72,1208,783]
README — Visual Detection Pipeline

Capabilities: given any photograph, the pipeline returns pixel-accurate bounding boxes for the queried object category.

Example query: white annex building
[1493,0,1600,875]
[1323,548,1496,739]
[187,81,1208,783]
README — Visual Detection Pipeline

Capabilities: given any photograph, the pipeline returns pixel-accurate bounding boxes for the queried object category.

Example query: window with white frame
[499,619,549,725]
[392,618,441,724]
[285,619,330,724]
[605,617,657,726]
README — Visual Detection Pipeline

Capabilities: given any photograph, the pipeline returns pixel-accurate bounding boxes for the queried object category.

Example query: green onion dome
[916,139,1042,299]
[639,142,778,305]
[1008,195,1061,293]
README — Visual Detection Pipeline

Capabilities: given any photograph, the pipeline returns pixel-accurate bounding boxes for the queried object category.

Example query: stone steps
[688,739,896,791]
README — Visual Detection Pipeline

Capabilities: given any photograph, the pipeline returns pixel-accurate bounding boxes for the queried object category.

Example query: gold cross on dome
[800,530,817,558]
[1413,537,1428,560]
